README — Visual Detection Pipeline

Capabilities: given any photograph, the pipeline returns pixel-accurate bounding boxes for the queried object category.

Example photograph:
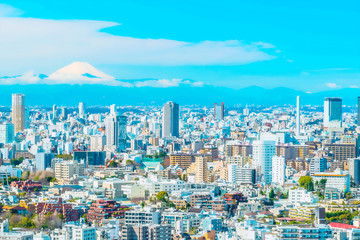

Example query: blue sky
[0,0,359,91]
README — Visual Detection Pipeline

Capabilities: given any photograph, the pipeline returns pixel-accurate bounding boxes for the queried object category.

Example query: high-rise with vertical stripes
[11,93,25,133]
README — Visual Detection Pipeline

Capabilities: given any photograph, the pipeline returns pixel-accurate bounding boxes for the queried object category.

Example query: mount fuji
[47,62,118,85]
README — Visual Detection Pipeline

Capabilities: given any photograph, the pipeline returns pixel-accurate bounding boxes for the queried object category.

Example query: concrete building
[124,209,161,225]
[324,97,342,127]
[35,152,55,170]
[252,140,276,184]
[78,102,86,117]
[272,156,285,185]
[289,188,317,204]
[309,157,327,174]
[0,123,14,144]
[90,135,106,151]
[214,102,224,121]
[121,224,172,240]
[194,156,208,183]
[105,114,127,151]
[73,151,105,166]
[349,158,360,187]
[55,160,84,180]
[162,101,179,138]
[12,94,25,133]
[313,169,350,193]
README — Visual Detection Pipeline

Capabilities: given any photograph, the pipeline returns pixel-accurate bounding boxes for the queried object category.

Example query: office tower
[79,102,86,117]
[358,97,360,125]
[309,157,327,174]
[162,101,179,138]
[110,104,116,115]
[105,114,127,151]
[52,104,57,119]
[11,93,25,133]
[214,102,224,120]
[0,123,14,144]
[348,158,360,186]
[195,156,208,183]
[296,96,300,135]
[0,123,14,146]
[272,156,285,185]
[61,106,68,120]
[323,97,342,127]
[35,152,55,170]
[252,140,276,184]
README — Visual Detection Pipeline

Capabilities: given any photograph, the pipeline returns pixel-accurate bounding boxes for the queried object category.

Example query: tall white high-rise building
[162,101,179,138]
[53,104,57,119]
[110,104,116,115]
[11,93,25,133]
[0,123,14,144]
[79,102,86,117]
[272,156,285,185]
[324,97,342,127]
[252,140,276,184]
[105,113,127,151]
[227,164,237,183]
[296,96,300,135]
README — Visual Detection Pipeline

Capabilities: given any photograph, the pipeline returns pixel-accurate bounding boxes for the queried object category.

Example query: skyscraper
[214,102,224,120]
[324,97,342,127]
[12,93,25,133]
[252,140,276,184]
[296,96,300,135]
[105,113,127,151]
[0,123,14,144]
[162,101,179,138]
[79,102,86,117]
[52,104,57,119]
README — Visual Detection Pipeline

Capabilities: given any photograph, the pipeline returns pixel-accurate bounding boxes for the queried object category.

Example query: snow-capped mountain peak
[48,62,115,83]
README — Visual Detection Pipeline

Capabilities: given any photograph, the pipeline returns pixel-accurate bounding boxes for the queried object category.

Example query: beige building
[195,156,208,183]
[324,143,356,162]
[55,160,84,180]
[169,153,192,169]
[12,94,25,133]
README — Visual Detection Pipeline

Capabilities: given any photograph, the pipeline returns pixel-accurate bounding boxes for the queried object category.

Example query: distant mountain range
[0,62,359,106]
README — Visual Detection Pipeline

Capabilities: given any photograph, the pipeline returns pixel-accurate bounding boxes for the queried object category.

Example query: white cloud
[251,42,276,49]
[135,79,203,88]
[0,4,23,17]
[350,85,359,89]
[326,83,341,88]
[0,7,277,72]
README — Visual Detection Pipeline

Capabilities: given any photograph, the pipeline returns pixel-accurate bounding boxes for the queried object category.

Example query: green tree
[299,176,314,191]
[156,191,169,202]
[269,189,275,199]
